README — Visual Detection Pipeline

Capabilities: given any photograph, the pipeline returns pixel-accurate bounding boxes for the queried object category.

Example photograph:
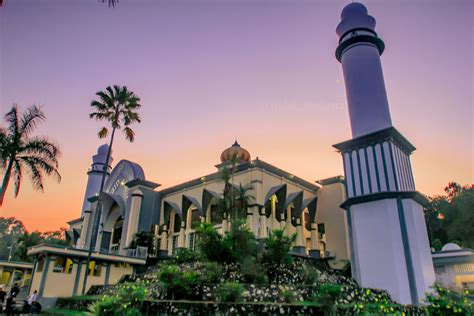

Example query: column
[159,224,169,258]
[124,189,143,249]
[79,209,91,249]
[309,223,320,258]
[258,207,268,239]
[292,217,306,255]
[177,221,186,249]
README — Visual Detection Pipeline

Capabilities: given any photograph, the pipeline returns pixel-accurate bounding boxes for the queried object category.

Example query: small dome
[441,243,462,251]
[341,2,368,20]
[220,141,251,164]
[98,143,112,155]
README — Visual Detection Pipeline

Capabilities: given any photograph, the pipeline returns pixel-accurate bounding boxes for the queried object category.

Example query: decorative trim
[335,35,385,62]
[363,148,373,194]
[340,191,429,210]
[125,179,160,189]
[333,127,416,154]
[397,196,418,304]
[338,27,378,44]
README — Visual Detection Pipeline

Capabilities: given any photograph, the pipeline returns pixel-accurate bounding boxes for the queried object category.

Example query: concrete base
[292,246,306,255]
[258,239,266,252]
[309,249,321,258]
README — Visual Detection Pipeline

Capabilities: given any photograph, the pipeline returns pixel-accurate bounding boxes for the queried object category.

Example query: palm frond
[123,127,135,142]
[19,158,44,192]
[98,127,108,139]
[19,105,45,137]
[22,136,61,164]
[20,156,61,182]
[5,104,19,140]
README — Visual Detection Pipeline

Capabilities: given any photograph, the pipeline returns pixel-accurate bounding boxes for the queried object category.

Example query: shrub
[157,264,203,300]
[173,248,198,264]
[215,282,244,302]
[89,282,146,316]
[196,222,232,262]
[425,284,473,315]
[311,283,342,312]
[302,266,320,286]
[224,219,258,262]
[240,257,267,284]
[281,289,296,303]
[202,262,223,284]
[263,228,296,267]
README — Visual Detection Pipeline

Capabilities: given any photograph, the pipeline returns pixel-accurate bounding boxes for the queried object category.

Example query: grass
[43,308,91,315]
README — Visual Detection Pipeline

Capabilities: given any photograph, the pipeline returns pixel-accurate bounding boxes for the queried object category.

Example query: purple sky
[0,0,472,231]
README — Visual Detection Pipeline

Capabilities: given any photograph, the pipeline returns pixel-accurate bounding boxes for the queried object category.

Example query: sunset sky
[0,0,472,232]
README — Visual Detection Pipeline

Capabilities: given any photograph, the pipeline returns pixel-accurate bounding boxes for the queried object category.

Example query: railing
[126,246,148,259]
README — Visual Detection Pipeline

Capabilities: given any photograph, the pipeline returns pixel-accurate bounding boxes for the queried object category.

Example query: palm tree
[0,105,61,207]
[82,85,141,294]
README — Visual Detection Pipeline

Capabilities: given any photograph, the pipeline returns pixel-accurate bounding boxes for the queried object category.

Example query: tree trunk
[82,127,116,294]
[0,158,14,207]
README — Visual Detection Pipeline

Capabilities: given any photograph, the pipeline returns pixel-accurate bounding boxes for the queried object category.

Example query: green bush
[173,248,199,264]
[202,262,223,284]
[281,289,296,303]
[224,220,258,263]
[157,264,201,299]
[302,266,320,286]
[425,284,473,315]
[89,282,146,316]
[196,222,232,263]
[263,228,296,266]
[240,257,267,284]
[311,283,342,312]
[215,282,244,302]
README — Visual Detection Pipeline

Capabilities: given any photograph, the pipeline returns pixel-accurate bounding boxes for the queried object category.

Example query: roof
[27,244,146,265]
[0,259,33,269]
[158,159,320,196]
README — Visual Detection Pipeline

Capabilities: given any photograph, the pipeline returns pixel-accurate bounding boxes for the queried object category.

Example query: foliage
[173,248,199,264]
[130,231,156,256]
[425,182,474,248]
[157,264,201,300]
[0,217,68,262]
[89,282,146,316]
[281,289,296,303]
[224,219,258,263]
[424,284,473,315]
[262,228,296,267]
[196,222,231,263]
[310,283,342,312]
[201,262,223,284]
[215,282,244,302]
[0,104,61,206]
[240,257,267,285]
[301,265,320,286]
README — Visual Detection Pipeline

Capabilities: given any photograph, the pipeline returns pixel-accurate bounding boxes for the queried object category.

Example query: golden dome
[220,141,251,164]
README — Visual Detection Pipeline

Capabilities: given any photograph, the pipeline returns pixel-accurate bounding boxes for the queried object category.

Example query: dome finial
[220,141,250,163]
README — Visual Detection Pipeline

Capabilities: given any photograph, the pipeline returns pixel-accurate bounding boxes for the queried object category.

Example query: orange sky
[1,0,472,231]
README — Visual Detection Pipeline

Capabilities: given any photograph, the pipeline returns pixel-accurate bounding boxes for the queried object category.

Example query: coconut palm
[0,105,61,207]
[82,85,141,294]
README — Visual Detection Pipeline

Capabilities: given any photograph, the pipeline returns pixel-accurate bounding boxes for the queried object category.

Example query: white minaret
[80,144,113,217]
[334,3,435,304]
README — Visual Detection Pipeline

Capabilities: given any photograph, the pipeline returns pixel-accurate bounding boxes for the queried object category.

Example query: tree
[83,85,141,294]
[425,182,474,249]
[0,105,61,206]
[0,217,26,260]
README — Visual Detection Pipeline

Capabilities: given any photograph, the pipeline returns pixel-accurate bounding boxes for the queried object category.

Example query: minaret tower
[81,144,113,217]
[333,3,435,304]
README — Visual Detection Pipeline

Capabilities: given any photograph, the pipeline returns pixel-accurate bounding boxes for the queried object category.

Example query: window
[190,209,200,229]
[52,257,73,274]
[318,223,325,240]
[173,214,181,233]
[304,212,311,231]
[188,232,196,250]
[210,205,223,225]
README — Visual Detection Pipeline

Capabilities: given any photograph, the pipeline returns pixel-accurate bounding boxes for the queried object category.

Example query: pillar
[309,223,320,258]
[177,221,186,249]
[334,2,435,304]
[124,189,143,248]
[258,207,268,239]
[159,224,169,258]
[79,209,92,249]
[292,217,306,255]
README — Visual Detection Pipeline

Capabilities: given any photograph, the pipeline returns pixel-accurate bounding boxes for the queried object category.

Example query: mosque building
[26,2,438,307]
